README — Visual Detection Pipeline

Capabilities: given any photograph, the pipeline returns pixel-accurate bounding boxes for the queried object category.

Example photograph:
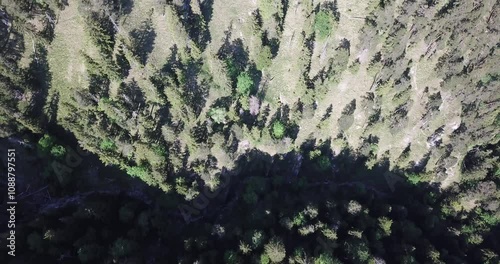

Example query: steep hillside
[1,0,499,200]
[0,0,499,262]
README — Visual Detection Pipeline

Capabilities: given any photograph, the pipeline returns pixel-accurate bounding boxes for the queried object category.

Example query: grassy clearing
[264,0,314,106]
[47,1,99,118]
[149,4,190,69]
[209,0,258,50]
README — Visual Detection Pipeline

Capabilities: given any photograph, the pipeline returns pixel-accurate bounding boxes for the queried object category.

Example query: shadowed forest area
[0,132,499,263]
[0,0,499,263]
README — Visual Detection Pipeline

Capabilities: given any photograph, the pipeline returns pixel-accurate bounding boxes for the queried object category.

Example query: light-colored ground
[279,0,463,187]
[209,0,258,50]
[46,0,474,188]
[47,0,97,118]
[295,0,376,148]
[264,0,314,106]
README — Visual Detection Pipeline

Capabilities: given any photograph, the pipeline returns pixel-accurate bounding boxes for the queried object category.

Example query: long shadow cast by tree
[119,0,134,15]
[217,32,250,85]
[25,45,52,127]
[171,0,213,51]
[261,30,280,58]
[129,19,156,65]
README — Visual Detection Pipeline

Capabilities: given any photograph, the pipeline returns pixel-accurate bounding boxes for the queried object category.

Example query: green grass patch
[314,11,333,40]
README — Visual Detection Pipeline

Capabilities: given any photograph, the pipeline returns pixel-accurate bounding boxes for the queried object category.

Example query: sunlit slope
[41,0,499,191]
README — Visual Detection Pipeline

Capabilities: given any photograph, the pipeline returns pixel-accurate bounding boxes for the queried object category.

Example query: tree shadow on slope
[3,138,499,264]
[119,0,134,15]
[171,0,213,51]
[129,19,156,65]
[217,32,249,84]
[24,45,52,127]
[150,44,208,117]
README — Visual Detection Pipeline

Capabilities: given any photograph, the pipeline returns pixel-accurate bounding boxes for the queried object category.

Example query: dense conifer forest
[0,0,499,263]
